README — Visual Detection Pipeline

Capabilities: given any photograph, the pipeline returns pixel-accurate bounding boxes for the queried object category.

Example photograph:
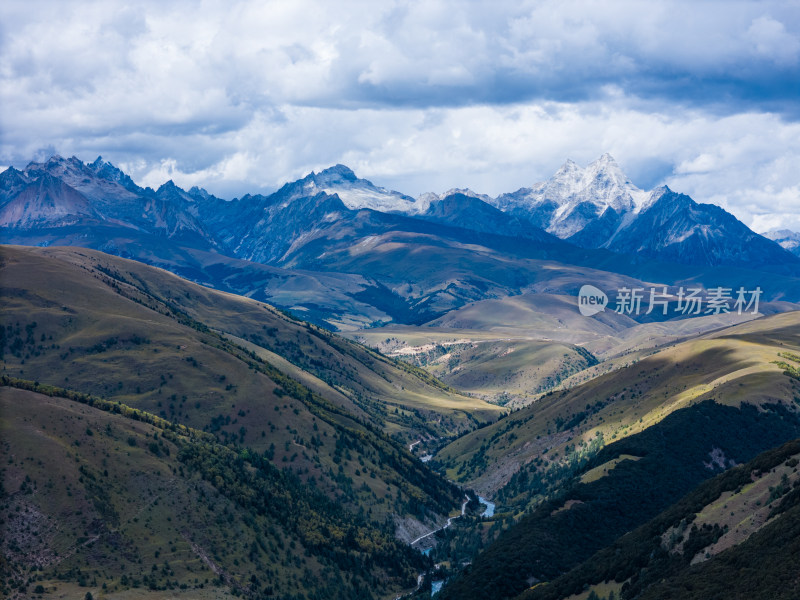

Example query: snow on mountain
[2,153,797,274]
[493,153,652,241]
[23,155,142,208]
[410,191,560,243]
[3,155,220,247]
[188,185,214,200]
[487,154,799,270]
[87,156,141,192]
[764,229,800,257]
[603,187,798,270]
[414,192,439,214]
[301,164,418,213]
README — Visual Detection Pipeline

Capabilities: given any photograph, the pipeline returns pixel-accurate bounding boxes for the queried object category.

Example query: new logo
[578,284,608,316]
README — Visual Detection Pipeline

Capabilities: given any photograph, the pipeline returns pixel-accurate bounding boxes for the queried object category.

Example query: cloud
[746,15,800,66]
[3,0,798,112]
[0,0,798,230]
[70,101,797,236]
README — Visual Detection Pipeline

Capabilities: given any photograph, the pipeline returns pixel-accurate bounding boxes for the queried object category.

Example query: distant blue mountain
[2,154,800,327]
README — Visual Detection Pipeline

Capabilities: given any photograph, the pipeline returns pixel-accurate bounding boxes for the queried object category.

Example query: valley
[4,154,800,600]
[435,311,800,496]
[0,245,497,599]
[348,294,768,406]
[4,0,800,595]
[415,311,800,600]
[4,244,800,599]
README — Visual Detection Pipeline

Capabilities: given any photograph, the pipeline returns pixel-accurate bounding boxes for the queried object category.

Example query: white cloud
[84,102,799,238]
[0,0,798,230]
[746,15,800,66]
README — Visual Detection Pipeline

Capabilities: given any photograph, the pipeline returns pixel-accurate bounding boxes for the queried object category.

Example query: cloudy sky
[1,0,799,231]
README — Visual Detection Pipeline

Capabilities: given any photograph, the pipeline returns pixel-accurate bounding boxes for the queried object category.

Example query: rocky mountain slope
[492,154,798,272]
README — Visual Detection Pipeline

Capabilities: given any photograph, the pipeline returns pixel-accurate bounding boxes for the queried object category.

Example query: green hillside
[0,245,502,442]
[0,245,485,544]
[6,243,800,600]
[0,381,429,599]
[517,438,800,600]
[350,293,773,409]
[436,399,800,600]
[418,311,800,599]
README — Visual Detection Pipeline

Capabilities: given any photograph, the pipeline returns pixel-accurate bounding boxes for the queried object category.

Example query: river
[478,496,495,517]
[402,453,497,598]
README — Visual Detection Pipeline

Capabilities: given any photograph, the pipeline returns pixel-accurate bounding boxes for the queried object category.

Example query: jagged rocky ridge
[2,153,794,273]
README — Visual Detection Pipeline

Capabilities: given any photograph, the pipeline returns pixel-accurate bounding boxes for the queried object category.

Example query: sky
[1,0,799,232]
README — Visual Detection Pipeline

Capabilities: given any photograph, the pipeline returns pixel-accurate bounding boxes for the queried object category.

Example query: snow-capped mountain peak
[313,164,358,185]
[2,153,798,277]
[188,185,214,200]
[86,156,139,191]
[493,154,647,239]
[552,158,582,180]
[295,165,417,213]
[22,154,142,205]
[441,188,493,202]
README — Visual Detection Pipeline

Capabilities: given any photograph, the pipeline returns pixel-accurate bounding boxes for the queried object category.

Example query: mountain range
[4,152,800,600]
[3,154,800,332]
[493,154,795,270]
[3,154,796,272]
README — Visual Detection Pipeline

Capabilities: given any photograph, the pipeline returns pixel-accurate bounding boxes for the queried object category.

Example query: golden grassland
[435,310,800,495]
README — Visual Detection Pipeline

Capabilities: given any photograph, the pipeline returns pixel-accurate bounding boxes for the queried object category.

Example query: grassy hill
[435,399,800,600]
[0,381,431,599]
[407,311,800,599]
[349,326,597,405]
[434,311,800,498]
[6,243,800,599]
[348,293,786,409]
[0,245,502,443]
[0,245,506,549]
